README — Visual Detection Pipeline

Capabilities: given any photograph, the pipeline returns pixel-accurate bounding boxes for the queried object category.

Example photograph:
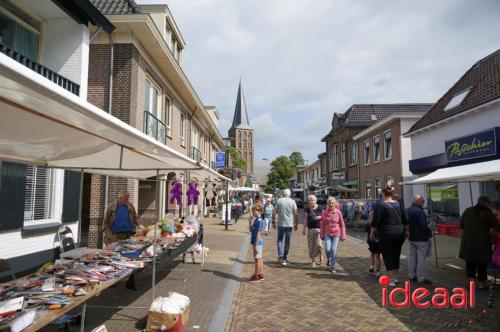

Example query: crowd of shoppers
[247,186,500,290]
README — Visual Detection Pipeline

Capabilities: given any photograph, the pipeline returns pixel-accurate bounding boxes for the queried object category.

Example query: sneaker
[369,268,375,275]
[330,269,337,274]
[281,260,288,266]
[375,271,381,277]
[258,274,264,281]
[277,256,283,263]
[248,275,260,283]
[389,280,397,287]
[311,262,317,268]
[418,279,432,285]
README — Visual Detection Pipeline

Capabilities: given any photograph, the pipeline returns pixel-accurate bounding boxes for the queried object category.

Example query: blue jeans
[324,235,340,268]
[277,227,293,260]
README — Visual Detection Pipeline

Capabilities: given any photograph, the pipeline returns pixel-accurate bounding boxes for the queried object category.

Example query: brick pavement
[39,216,250,332]
[228,226,500,331]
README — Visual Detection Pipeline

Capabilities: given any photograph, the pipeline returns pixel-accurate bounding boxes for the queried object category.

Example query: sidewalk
[39,215,250,332]
[228,225,500,331]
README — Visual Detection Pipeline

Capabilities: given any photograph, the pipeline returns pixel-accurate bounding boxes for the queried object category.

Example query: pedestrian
[272,188,298,266]
[370,187,408,287]
[263,198,274,235]
[103,190,139,245]
[249,205,265,283]
[320,197,346,273]
[459,196,500,290]
[407,194,432,284]
[366,201,381,276]
[303,195,324,267]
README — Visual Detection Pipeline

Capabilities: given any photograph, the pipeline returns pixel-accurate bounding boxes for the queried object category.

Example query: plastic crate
[436,224,447,235]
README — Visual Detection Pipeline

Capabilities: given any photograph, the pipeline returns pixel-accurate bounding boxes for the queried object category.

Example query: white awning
[0,53,205,179]
[406,159,500,185]
[229,186,257,192]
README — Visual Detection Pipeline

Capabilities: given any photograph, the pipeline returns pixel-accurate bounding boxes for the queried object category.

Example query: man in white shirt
[273,189,298,266]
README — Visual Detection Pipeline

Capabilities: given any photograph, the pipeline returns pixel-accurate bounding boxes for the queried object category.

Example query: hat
[492,200,500,209]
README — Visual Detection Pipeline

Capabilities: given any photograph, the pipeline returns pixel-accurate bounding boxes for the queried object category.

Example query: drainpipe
[104,32,114,209]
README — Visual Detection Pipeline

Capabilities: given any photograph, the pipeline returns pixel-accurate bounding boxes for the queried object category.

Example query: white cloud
[168,0,500,162]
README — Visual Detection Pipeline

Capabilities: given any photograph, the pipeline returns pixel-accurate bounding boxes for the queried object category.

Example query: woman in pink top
[321,197,346,273]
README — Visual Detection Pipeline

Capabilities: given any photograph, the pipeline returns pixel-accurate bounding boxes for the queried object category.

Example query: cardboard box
[146,307,190,332]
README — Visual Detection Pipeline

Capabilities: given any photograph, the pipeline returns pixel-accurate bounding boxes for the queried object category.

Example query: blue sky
[161,0,500,163]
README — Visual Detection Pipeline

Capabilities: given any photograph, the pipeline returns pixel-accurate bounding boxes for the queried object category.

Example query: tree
[289,151,305,168]
[227,147,247,171]
[266,156,295,190]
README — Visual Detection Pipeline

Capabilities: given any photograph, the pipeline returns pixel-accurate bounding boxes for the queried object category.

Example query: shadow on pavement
[201,269,241,282]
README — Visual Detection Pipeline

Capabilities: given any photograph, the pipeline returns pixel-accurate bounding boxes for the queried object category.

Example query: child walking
[249,205,264,283]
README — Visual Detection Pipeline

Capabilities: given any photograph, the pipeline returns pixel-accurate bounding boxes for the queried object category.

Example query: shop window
[373,136,380,162]
[364,141,370,165]
[365,181,372,198]
[429,184,460,220]
[0,1,41,60]
[24,166,64,225]
[384,131,392,159]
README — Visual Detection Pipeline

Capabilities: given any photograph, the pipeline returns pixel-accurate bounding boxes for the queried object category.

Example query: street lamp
[223,137,234,230]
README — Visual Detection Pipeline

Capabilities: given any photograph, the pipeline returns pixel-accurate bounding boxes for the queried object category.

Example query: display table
[126,228,203,290]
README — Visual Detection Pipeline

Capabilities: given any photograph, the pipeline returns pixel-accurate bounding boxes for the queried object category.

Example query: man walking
[273,189,298,266]
[407,194,432,284]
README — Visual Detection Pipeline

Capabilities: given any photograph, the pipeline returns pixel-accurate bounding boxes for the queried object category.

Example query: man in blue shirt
[407,194,432,284]
[249,205,264,283]
[103,190,138,244]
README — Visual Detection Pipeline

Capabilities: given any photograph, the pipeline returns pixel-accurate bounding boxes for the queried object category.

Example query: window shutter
[62,171,81,223]
[0,162,26,231]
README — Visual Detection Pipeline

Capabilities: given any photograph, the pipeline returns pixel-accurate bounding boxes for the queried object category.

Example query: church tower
[228,80,254,174]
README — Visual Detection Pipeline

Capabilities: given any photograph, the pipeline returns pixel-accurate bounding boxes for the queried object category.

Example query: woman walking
[459,196,500,290]
[321,197,346,273]
[303,195,324,267]
[370,187,408,287]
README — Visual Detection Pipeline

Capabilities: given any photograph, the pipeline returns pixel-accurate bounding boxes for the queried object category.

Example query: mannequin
[187,179,200,216]
[169,178,183,217]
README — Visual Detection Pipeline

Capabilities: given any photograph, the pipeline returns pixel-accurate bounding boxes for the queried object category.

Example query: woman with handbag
[303,195,324,268]
[370,187,409,287]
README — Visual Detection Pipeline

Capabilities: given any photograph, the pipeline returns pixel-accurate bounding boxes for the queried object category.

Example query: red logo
[379,275,475,308]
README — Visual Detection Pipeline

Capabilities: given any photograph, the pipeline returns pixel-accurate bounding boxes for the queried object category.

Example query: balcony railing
[0,42,80,96]
[191,147,202,162]
[144,111,167,145]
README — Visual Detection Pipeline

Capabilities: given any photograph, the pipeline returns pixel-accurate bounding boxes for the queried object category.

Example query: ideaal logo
[379,275,475,308]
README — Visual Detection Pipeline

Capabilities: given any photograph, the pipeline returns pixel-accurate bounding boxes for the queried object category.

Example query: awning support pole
[225,180,229,231]
[119,146,124,169]
[468,182,474,206]
[78,168,84,244]
[428,184,439,267]
[152,169,160,302]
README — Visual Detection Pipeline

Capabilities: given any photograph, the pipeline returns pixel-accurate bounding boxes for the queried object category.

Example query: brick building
[352,111,429,206]
[83,0,225,247]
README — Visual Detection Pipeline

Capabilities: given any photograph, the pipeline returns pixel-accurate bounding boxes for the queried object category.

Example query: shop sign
[215,152,225,168]
[331,172,345,180]
[445,129,497,162]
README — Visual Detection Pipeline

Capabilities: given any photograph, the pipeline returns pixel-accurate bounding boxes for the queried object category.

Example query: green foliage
[227,147,247,171]
[289,151,305,168]
[266,155,295,190]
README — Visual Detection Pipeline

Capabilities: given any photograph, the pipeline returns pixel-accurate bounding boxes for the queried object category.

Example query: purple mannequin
[169,180,183,205]
[187,182,200,205]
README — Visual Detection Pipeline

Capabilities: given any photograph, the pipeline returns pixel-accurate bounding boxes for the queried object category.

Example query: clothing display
[205,182,217,207]
[186,182,200,206]
[170,181,183,206]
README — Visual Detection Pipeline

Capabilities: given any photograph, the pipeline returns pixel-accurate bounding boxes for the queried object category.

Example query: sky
[159,0,500,163]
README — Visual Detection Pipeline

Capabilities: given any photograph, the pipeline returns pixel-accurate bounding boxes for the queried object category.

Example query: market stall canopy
[229,186,258,192]
[331,185,357,192]
[0,53,201,178]
[405,159,500,185]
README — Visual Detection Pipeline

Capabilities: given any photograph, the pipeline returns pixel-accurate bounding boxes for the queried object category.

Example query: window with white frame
[365,181,372,198]
[24,166,64,225]
[180,113,185,146]
[165,95,172,137]
[0,1,41,60]
[375,178,382,198]
[364,141,370,165]
[341,143,346,169]
[144,78,163,122]
[350,143,358,165]
[332,144,338,169]
[191,125,200,150]
[384,130,392,159]
[373,136,380,162]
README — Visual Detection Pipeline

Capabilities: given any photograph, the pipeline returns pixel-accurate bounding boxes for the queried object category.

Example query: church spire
[231,79,251,129]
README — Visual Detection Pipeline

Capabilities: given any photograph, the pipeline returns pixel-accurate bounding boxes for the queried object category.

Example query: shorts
[253,244,263,259]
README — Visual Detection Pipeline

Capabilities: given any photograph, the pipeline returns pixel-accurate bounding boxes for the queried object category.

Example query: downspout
[104,32,114,210]
[185,107,197,216]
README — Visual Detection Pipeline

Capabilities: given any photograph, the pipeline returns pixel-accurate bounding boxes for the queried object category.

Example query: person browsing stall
[103,190,138,245]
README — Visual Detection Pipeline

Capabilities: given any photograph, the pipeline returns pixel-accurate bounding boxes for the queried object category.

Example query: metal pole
[225,180,229,230]
[428,184,439,267]
[77,168,84,244]
[152,169,160,302]
[468,182,474,206]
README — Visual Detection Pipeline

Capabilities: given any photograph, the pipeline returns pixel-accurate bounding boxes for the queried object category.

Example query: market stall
[0,53,227,330]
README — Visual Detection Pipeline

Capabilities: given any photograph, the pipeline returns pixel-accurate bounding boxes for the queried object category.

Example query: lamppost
[223,137,234,230]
